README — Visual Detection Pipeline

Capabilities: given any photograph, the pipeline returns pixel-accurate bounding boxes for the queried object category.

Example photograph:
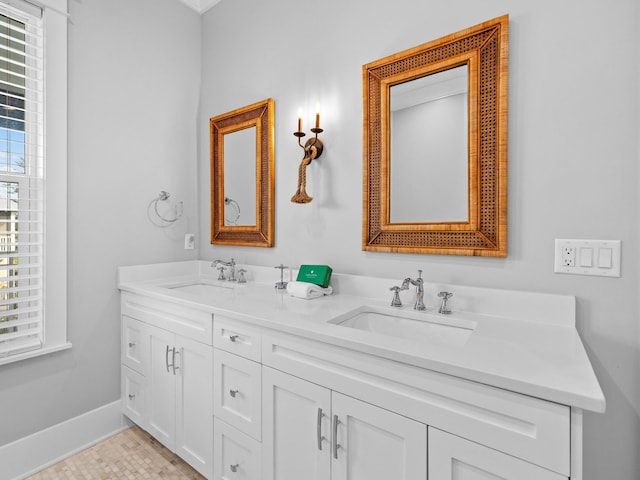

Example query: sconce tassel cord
[291,137,323,204]
[291,151,313,203]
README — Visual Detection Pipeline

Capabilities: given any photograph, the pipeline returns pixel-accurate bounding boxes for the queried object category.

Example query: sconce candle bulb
[291,109,325,204]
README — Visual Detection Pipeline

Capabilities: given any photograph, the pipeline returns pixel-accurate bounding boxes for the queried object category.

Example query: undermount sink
[328,306,476,348]
[163,280,243,296]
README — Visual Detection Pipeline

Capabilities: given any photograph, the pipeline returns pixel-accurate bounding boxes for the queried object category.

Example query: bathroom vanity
[118,261,604,480]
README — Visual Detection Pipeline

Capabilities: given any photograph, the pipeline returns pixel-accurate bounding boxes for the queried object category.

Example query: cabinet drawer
[213,316,261,362]
[214,418,262,480]
[214,349,262,441]
[122,366,146,428]
[122,316,148,375]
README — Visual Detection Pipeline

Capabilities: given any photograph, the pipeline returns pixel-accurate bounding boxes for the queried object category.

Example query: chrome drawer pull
[128,342,135,348]
[128,394,135,400]
[229,334,239,342]
[230,463,239,473]
[229,389,239,398]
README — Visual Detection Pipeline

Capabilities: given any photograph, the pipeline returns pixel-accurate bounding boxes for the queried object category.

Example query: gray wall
[199,0,639,479]
[0,0,200,445]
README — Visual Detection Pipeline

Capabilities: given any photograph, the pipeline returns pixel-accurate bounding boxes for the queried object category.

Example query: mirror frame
[210,98,275,247]
[362,15,508,257]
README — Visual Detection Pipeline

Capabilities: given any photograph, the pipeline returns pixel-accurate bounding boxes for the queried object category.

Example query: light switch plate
[554,239,621,277]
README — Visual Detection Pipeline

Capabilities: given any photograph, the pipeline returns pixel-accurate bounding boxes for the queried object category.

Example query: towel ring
[148,191,183,228]
[224,197,240,225]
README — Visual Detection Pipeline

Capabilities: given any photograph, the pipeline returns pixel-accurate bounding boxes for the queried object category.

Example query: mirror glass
[210,98,274,247]
[223,126,257,226]
[390,65,468,223]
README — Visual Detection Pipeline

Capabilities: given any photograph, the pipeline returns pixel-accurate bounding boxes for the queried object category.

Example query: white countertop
[118,261,605,413]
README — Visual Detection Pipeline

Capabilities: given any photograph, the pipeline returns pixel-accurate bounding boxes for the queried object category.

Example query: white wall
[0,0,200,446]
[199,0,639,478]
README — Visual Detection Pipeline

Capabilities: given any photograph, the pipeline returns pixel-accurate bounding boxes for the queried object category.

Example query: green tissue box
[296,265,332,288]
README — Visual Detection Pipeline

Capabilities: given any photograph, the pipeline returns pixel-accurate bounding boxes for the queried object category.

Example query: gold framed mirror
[210,98,274,247]
[362,15,508,256]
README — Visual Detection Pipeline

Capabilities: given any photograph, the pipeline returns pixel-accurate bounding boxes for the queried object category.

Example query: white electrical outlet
[554,239,621,277]
[184,233,195,250]
[562,246,576,267]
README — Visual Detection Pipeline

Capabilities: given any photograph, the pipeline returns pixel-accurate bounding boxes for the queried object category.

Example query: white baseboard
[0,400,128,480]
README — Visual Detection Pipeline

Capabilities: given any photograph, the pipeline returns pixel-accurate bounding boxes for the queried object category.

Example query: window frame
[0,0,69,365]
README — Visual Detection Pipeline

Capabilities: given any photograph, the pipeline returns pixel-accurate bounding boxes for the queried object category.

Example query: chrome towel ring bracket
[224,197,241,225]
[147,190,183,228]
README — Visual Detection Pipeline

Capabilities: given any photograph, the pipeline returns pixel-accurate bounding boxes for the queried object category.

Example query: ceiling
[176,0,222,14]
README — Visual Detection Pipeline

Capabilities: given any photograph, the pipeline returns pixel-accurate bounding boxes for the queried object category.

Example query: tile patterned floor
[28,426,205,480]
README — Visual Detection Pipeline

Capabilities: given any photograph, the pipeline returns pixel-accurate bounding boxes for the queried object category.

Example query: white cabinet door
[147,325,177,450]
[262,366,331,480]
[176,335,213,478]
[331,392,427,480]
[429,428,567,480]
[263,367,427,480]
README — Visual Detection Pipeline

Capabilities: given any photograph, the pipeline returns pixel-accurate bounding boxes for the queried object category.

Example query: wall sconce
[291,109,324,204]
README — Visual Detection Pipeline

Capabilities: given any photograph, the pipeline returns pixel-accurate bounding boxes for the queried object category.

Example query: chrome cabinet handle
[317,408,326,451]
[128,394,135,400]
[128,342,135,348]
[332,415,340,459]
[229,334,239,342]
[230,463,239,473]
[229,389,239,398]
[165,345,172,373]
[165,346,179,375]
[172,348,180,375]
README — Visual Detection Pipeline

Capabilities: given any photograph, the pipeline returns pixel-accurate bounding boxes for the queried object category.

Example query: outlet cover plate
[554,239,621,277]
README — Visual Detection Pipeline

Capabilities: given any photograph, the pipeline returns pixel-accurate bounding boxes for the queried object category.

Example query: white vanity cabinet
[119,262,603,480]
[262,366,427,480]
[120,292,214,479]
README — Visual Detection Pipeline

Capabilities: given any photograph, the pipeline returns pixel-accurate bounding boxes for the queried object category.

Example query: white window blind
[0,0,44,358]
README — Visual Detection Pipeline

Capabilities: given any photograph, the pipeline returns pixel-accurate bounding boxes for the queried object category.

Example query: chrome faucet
[401,270,426,311]
[212,258,236,281]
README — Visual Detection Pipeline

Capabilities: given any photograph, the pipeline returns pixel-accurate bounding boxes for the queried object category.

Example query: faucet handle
[389,286,403,307]
[237,268,247,284]
[274,264,289,290]
[438,291,453,314]
[217,265,227,281]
